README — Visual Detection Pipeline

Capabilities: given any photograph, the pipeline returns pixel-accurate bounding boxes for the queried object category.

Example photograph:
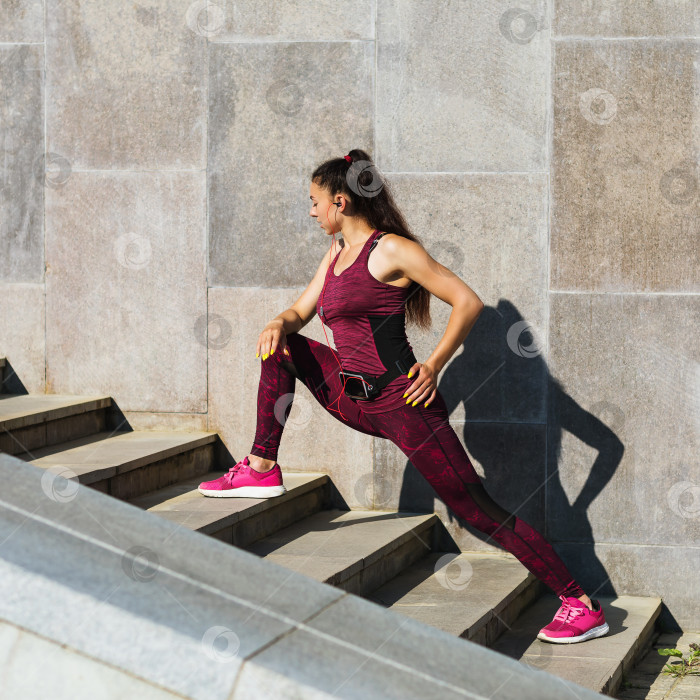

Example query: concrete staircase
[0,367,663,697]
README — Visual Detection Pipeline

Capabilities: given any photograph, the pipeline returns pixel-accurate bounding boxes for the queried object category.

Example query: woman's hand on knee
[402,361,438,408]
[256,320,290,360]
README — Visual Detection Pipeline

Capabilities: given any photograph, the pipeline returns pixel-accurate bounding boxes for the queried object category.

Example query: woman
[198,149,609,645]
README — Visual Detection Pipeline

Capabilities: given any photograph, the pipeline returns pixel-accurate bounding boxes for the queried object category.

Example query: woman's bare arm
[265,240,342,335]
[381,234,485,374]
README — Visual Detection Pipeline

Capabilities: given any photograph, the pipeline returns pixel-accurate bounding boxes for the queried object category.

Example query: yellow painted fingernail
[402,393,407,398]
[263,353,268,360]
[271,348,275,354]
[256,352,259,358]
[407,371,413,378]
[424,402,429,408]
[405,398,411,404]
[412,401,417,407]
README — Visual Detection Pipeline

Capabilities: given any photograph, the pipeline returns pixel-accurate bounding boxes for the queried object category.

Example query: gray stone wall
[0,2,697,629]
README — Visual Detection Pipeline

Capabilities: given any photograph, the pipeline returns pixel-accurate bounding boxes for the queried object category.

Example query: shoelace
[223,458,247,484]
[553,596,586,624]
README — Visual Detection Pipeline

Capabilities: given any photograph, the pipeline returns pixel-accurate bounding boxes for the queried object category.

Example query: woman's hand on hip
[402,361,438,408]
[256,319,290,360]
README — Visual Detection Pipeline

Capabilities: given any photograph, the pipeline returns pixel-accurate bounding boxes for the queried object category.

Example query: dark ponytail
[311,149,431,331]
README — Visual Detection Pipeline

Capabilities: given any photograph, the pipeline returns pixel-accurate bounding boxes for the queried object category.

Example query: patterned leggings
[250,331,585,599]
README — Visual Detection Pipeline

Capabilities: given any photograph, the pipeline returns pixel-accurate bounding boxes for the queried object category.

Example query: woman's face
[309,181,341,236]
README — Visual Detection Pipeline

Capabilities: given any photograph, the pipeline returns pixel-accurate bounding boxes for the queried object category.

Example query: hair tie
[344,154,352,163]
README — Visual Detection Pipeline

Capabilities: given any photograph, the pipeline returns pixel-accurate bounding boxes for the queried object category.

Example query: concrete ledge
[246,509,438,594]
[128,470,330,542]
[26,429,218,484]
[0,453,606,700]
[368,551,543,644]
[492,592,663,695]
[0,394,112,430]
[0,394,113,454]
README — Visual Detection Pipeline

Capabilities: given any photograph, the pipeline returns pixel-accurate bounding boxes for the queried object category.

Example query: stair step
[0,393,112,455]
[127,470,331,548]
[24,429,218,499]
[244,509,439,596]
[367,551,544,645]
[490,593,662,696]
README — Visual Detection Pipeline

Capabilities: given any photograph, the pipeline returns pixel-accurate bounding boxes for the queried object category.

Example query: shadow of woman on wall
[393,298,625,599]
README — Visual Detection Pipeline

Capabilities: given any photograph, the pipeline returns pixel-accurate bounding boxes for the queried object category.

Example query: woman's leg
[365,390,586,600]
[249,331,384,461]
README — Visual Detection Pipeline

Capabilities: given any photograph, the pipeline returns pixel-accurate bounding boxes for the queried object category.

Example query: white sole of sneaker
[197,485,287,498]
[537,621,609,643]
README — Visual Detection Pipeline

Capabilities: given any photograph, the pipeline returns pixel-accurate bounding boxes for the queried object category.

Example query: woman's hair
[311,148,431,331]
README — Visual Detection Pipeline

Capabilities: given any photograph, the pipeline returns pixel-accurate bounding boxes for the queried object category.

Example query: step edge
[32,430,220,484]
[142,475,330,534]
[372,557,537,639]
[0,395,113,430]
[254,512,440,590]
[606,598,664,695]
[361,515,439,570]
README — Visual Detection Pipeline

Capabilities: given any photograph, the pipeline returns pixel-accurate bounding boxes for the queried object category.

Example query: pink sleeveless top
[316,229,417,413]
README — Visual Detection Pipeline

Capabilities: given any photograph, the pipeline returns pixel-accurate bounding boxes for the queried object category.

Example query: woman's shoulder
[374,231,414,253]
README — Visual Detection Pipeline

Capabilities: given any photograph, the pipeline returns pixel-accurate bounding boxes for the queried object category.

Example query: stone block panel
[377,1,549,171]
[547,292,699,547]
[45,171,207,412]
[0,0,43,42]
[555,541,699,631]
[208,40,374,287]
[46,0,207,169]
[205,0,374,42]
[0,283,45,394]
[0,620,185,700]
[554,2,700,38]
[389,174,549,423]
[0,45,44,283]
[551,40,699,292]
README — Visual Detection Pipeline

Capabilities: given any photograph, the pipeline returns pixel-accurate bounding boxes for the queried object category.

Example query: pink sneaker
[537,595,609,643]
[198,456,286,498]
